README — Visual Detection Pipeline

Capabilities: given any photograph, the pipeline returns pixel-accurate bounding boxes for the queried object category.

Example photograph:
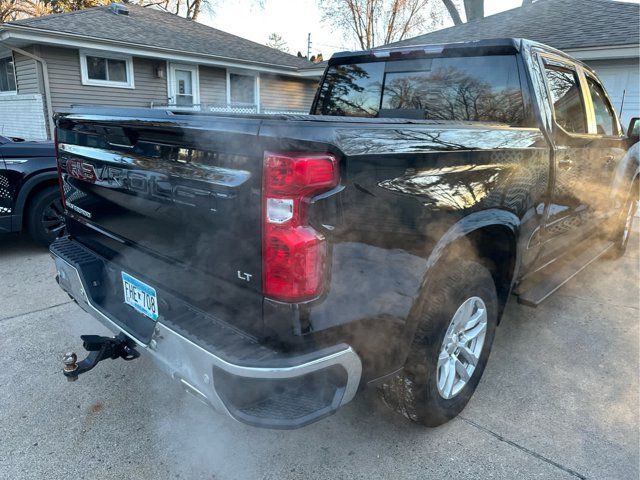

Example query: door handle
[558,156,573,169]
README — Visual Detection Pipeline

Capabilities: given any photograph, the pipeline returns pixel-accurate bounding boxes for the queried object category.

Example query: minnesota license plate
[121,271,158,321]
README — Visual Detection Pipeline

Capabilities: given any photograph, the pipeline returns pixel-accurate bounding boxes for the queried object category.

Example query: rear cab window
[542,59,587,134]
[314,55,527,126]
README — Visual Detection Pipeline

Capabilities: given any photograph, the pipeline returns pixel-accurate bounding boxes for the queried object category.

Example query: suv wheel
[27,186,65,247]
[379,259,498,427]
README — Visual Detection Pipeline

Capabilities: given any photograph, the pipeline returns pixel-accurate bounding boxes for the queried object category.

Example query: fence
[150,102,309,115]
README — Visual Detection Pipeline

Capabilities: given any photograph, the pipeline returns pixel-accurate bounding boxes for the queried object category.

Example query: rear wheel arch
[460,225,518,314]
[399,212,519,367]
[423,212,520,316]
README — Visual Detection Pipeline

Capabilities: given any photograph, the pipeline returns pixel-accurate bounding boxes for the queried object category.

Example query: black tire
[26,186,65,247]
[608,181,638,259]
[379,259,498,427]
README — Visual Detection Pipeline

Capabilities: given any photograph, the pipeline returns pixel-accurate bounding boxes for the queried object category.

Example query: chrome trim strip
[52,252,362,420]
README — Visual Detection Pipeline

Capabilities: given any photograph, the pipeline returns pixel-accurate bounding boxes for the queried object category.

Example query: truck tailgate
[56,111,265,338]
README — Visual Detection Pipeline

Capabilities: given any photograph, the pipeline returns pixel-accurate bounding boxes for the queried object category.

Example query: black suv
[0,135,64,246]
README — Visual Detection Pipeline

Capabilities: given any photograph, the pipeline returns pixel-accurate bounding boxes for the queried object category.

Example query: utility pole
[306,33,312,60]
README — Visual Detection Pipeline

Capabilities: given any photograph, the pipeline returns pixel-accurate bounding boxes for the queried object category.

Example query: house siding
[39,45,167,111]
[260,75,317,112]
[13,51,40,95]
[199,65,226,105]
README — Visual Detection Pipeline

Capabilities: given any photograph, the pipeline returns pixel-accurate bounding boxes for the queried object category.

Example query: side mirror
[628,117,639,145]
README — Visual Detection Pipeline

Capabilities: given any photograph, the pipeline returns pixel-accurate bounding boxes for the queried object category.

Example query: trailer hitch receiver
[62,333,140,381]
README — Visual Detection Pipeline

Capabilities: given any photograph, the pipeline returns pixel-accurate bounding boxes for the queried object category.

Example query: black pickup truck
[51,38,639,429]
[0,136,65,245]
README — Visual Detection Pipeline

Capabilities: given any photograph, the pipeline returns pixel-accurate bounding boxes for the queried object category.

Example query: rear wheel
[609,181,638,259]
[26,186,65,247]
[379,259,498,427]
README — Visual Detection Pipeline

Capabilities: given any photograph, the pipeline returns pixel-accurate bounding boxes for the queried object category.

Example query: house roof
[7,4,313,70]
[390,0,639,52]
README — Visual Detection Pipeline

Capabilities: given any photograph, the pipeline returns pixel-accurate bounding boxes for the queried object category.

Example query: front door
[168,63,199,108]
[582,72,627,220]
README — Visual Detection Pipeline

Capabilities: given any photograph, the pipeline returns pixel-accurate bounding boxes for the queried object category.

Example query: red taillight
[263,152,338,302]
[264,153,339,195]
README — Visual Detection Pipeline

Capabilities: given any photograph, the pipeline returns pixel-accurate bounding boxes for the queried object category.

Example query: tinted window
[314,55,526,125]
[587,76,618,135]
[543,64,586,134]
[107,59,127,83]
[381,56,524,124]
[230,73,256,104]
[86,56,128,83]
[315,62,385,117]
[0,56,16,92]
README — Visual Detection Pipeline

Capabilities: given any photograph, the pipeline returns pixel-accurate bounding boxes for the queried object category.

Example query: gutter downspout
[7,45,55,140]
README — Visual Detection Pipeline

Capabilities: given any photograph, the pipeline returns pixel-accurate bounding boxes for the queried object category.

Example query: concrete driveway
[0,228,638,480]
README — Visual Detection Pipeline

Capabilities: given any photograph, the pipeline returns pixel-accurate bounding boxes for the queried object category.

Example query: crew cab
[51,38,639,429]
[0,135,65,246]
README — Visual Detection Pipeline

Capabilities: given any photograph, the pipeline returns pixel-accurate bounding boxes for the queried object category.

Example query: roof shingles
[9,4,312,69]
[391,0,639,51]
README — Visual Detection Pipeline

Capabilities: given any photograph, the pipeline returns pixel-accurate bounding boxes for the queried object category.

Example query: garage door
[588,61,640,129]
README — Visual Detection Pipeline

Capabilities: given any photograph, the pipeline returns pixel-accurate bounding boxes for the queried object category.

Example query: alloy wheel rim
[42,198,65,235]
[437,296,488,400]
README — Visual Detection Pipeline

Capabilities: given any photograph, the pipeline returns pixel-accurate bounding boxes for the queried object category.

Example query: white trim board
[565,44,640,61]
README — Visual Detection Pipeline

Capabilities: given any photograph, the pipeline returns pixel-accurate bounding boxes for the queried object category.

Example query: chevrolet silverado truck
[51,38,639,429]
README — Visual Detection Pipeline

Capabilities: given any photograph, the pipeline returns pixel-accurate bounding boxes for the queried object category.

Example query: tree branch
[441,0,463,25]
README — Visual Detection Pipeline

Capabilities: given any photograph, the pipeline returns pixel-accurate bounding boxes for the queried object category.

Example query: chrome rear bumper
[51,237,362,429]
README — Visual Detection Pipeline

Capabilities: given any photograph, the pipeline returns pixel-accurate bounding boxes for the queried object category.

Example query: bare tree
[1,0,111,22]
[318,0,440,50]
[463,0,483,21]
[440,0,462,25]
[1,0,214,21]
[266,33,289,53]
[440,0,485,25]
[134,0,214,20]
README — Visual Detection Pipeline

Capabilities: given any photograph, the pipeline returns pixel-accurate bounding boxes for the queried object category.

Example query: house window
[0,56,17,94]
[80,51,134,88]
[229,72,256,105]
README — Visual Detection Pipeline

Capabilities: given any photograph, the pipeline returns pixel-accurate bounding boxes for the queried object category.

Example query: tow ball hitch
[62,333,140,381]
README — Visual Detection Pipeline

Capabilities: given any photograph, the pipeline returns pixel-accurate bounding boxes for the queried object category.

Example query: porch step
[515,238,614,307]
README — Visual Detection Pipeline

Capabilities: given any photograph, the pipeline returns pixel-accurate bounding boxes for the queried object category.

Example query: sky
[202,0,640,58]
[201,0,533,58]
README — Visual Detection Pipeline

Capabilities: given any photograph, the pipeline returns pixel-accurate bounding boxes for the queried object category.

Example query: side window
[586,76,618,136]
[543,63,587,134]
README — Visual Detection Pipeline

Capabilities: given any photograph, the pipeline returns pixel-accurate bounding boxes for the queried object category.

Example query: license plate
[121,271,158,321]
